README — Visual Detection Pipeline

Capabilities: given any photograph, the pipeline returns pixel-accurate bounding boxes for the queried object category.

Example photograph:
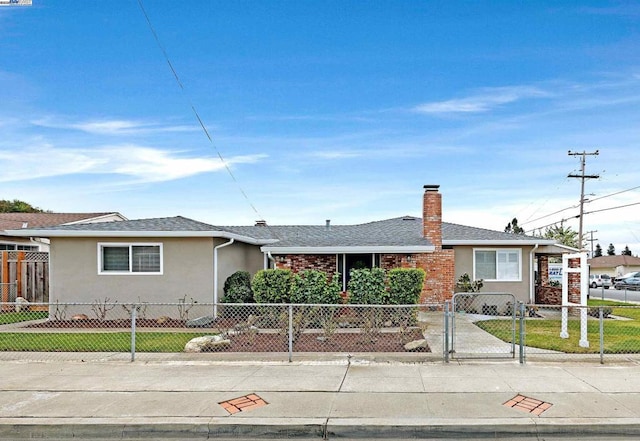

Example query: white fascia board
[443,239,556,246]
[260,245,435,254]
[5,229,277,245]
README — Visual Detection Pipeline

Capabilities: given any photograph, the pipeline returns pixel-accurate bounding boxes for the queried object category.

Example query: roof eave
[5,229,277,245]
[260,245,436,254]
[443,239,557,246]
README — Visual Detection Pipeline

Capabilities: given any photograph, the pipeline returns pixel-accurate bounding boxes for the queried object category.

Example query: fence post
[599,307,604,365]
[519,302,525,364]
[288,304,293,363]
[130,305,137,362]
[444,301,449,363]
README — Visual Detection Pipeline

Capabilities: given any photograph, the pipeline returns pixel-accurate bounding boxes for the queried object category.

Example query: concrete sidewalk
[1,356,640,439]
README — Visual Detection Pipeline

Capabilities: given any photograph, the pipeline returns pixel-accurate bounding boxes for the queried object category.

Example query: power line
[567,150,599,250]
[519,184,640,227]
[524,200,640,234]
[136,0,265,223]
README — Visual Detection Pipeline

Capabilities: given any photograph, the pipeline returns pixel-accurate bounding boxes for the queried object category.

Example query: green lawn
[0,311,48,325]
[475,300,640,354]
[0,332,215,352]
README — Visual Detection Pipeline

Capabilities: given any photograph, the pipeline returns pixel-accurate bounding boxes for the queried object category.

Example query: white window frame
[473,248,522,282]
[97,243,163,275]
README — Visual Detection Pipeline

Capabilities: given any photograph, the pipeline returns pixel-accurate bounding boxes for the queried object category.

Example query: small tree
[504,217,525,235]
[594,243,603,257]
[607,243,616,256]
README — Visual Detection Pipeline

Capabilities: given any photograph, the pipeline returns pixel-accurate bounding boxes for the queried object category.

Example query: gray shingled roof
[23,216,226,232]
[226,216,432,248]
[7,214,550,248]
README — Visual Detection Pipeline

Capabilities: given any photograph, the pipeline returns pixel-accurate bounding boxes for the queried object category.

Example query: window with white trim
[98,243,163,274]
[473,249,521,281]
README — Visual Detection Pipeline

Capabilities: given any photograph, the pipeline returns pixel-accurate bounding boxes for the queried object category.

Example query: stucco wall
[452,245,533,303]
[49,237,264,304]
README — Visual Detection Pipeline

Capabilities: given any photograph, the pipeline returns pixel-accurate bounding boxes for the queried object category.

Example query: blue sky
[1,1,639,254]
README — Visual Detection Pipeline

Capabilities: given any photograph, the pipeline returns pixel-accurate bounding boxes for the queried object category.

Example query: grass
[475,300,640,354]
[0,311,48,325]
[0,332,215,352]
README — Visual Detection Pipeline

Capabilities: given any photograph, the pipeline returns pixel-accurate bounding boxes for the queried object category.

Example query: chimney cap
[423,184,440,191]
[255,220,267,227]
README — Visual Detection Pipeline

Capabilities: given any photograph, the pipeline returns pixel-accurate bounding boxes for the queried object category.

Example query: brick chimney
[422,185,442,250]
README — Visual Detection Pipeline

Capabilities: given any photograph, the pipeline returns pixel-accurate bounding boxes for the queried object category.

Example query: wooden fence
[0,251,49,305]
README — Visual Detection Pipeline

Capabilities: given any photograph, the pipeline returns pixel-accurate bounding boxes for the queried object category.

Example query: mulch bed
[212,328,429,353]
[24,318,429,353]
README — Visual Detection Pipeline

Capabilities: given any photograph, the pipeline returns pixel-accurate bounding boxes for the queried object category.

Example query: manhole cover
[504,394,552,416]
[219,394,268,415]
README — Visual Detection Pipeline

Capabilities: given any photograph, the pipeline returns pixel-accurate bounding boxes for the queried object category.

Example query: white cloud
[413,86,551,115]
[0,144,266,184]
[31,117,199,135]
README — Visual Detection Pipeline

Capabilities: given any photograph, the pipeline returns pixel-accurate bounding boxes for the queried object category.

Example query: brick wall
[274,254,337,275]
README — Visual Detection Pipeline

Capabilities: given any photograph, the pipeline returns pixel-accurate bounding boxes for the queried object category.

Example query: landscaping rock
[404,339,428,352]
[184,335,231,352]
[156,316,171,325]
[71,314,89,321]
[14,297,30,312]
[186,315,216,328]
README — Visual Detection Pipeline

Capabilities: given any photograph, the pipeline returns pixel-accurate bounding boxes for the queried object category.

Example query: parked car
[614,271,640,283]
[589,274,611,289]
[614,277,640,291]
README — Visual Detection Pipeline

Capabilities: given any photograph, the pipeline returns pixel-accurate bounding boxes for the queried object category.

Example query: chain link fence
[0,302,439,362]
[1,300,639,364]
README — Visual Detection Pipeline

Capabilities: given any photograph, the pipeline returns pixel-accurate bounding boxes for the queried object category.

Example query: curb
[4,419,640,439]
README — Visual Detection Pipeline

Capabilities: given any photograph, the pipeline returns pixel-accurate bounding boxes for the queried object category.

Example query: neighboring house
[588,255,640,279]
[7,186,570,305]
[0,212,127,251]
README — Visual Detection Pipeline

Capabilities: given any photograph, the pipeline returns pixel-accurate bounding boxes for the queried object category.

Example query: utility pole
[568,150,600,251]
[585,230,598,257]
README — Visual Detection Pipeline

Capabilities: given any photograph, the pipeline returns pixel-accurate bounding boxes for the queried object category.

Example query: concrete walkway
[1,355,640,439]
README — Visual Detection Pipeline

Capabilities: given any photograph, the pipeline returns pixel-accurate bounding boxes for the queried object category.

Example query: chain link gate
[444,292,524,362]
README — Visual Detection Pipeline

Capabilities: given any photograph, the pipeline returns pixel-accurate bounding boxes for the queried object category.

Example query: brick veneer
[275,254,337,275]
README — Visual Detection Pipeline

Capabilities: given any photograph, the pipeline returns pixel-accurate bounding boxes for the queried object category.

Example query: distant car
[614,271,640,283]
[589,274,611,289]
[614,277,640,291]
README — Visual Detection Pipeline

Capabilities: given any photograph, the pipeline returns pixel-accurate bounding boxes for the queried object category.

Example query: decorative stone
[71,314,89,321]
[186,316,216,328]
[14,297,30,312]
[156,316,171,325]
[404,339,428,352]
[184,335,231,352]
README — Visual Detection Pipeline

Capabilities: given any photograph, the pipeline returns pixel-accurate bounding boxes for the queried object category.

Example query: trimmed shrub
[347,267,388,304]
[388,268,425,305]
[290,270,342,304]
[221,271,254,303]
[252,269,294,303]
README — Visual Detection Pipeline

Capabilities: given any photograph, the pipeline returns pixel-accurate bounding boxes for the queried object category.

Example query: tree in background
[593,243,603,257]
[622,246,633,256]
[607,243,616,256]
[504,218,525,234]
[543,224,579,249]
[0,199,45,213]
